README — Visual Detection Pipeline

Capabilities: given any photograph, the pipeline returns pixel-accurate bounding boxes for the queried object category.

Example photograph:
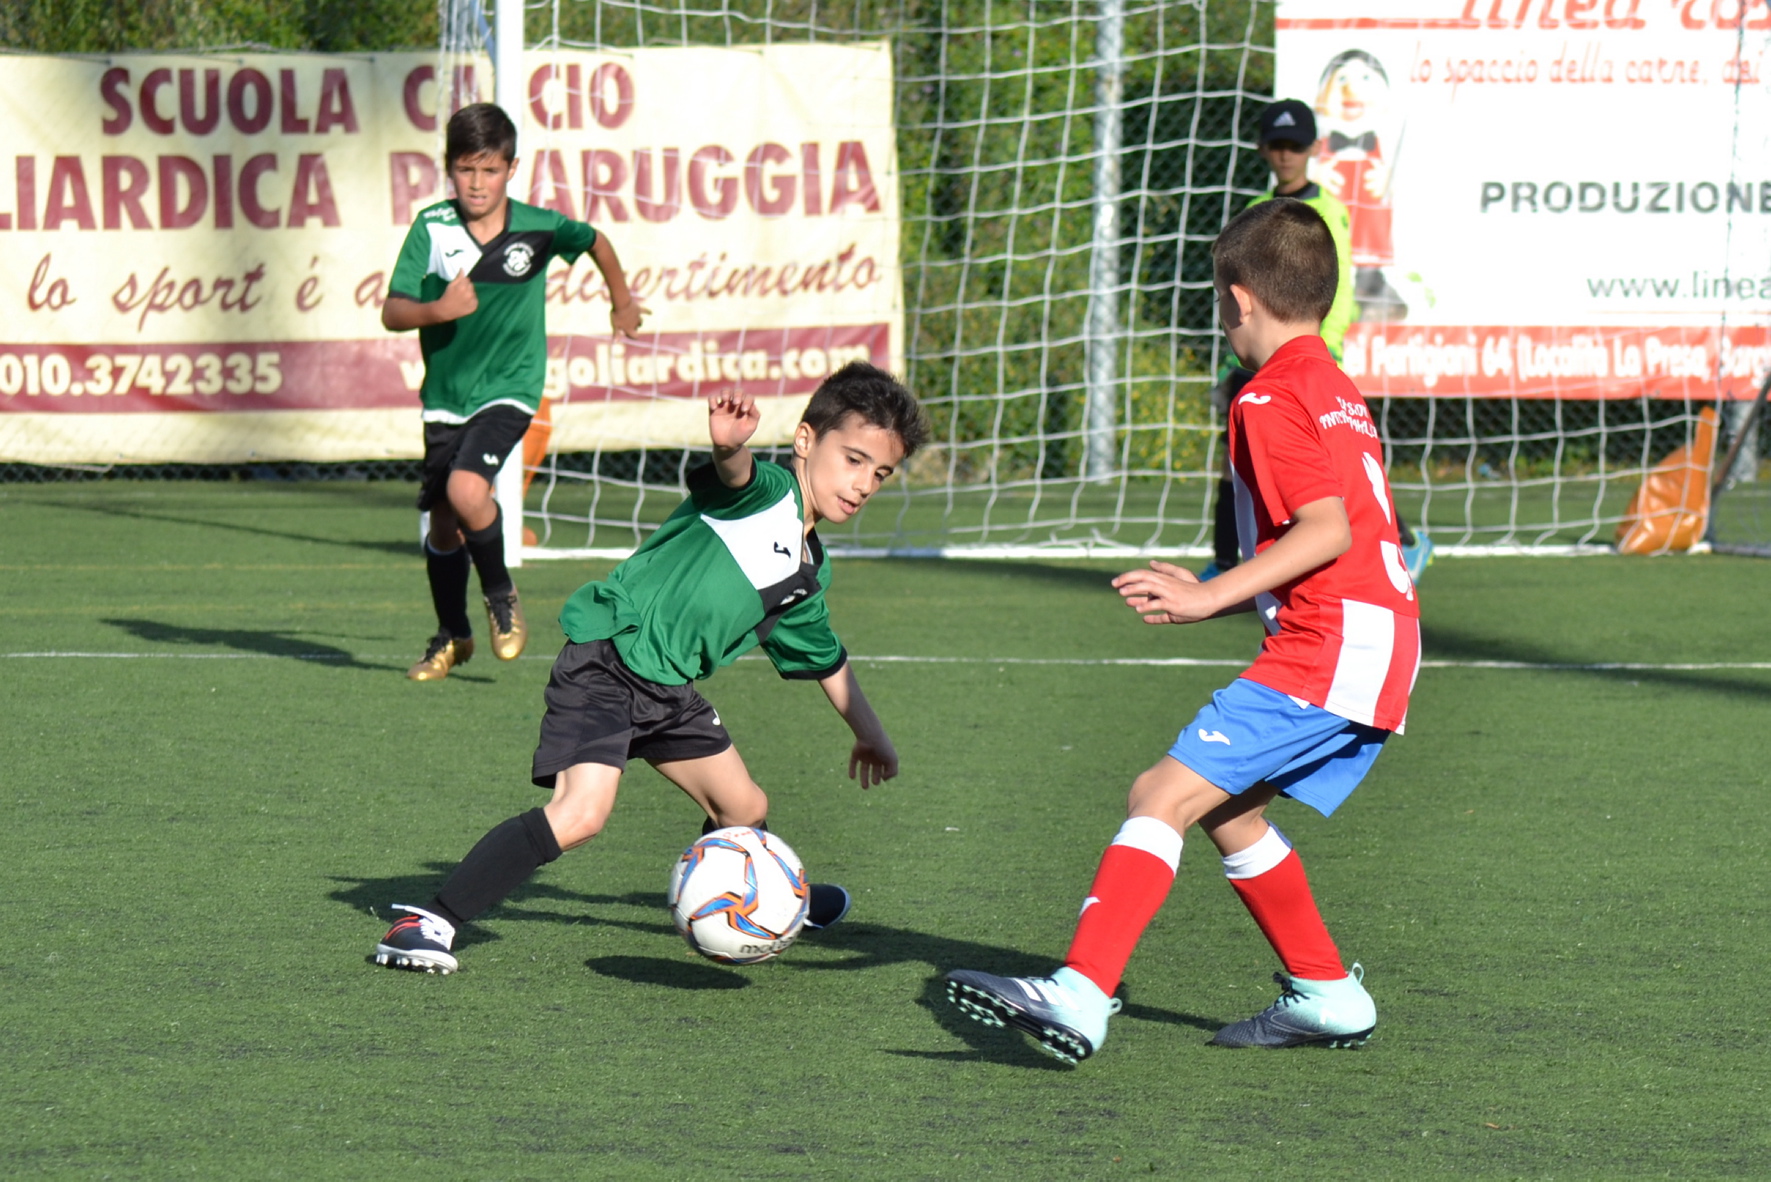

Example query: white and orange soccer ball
[667,826,809,964]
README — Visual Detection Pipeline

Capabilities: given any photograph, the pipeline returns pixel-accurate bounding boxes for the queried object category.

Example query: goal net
[5,3,1763,561]
[493,1,1771,560]
[485,0,1271,558]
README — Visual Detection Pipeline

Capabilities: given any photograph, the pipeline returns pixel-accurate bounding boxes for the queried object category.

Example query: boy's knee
[1126,768,1168,817]
[544,787,615,851]
[714,784,768,829]
[1126,759,1229,833]
[546,805,606,851]
[446,469,494,509]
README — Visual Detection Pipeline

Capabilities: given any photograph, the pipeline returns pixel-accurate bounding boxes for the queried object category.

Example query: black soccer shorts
[531,639,733,787]
[416,405,534,512]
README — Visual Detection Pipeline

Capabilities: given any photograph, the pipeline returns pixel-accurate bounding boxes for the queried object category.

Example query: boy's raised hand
[434,270,478,321]
[610,299,648,339]
[1113,559,1216,625]
[707,390,761,453]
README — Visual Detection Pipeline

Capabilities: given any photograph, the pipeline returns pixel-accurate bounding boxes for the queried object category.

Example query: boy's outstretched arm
[818,662,899,789]
[708,390,760,488]
[1114,494,1351,625]
[590,234,648,339]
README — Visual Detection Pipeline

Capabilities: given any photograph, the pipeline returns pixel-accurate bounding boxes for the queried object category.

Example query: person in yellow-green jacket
[1203,99,1431,582]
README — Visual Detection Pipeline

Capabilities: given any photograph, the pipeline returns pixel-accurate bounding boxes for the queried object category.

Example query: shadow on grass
[103,618,406,673]
[1422,621,1771,701]
[327,870,671,952]
[330,864,1225,1066]
[586,955,750,990]
[50,496,420,559]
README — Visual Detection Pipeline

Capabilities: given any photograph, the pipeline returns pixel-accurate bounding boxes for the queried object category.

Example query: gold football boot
[407,631,474,680]
[484,589,527,661]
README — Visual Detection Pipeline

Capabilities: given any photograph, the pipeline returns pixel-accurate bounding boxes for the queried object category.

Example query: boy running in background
[945,199,1420,1063]
[384,102,644,680]
[373,363,928,974]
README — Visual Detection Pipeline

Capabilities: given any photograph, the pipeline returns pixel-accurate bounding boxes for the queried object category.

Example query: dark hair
[801,361,929,458]
[445,103,517,166]
[1211,199,1338,325]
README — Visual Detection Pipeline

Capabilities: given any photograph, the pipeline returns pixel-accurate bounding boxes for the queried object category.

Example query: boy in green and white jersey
[383,103,645,680]
[373,362,929,975]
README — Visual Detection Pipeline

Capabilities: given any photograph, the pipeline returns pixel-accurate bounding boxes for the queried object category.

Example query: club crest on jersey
[502,243,535,277]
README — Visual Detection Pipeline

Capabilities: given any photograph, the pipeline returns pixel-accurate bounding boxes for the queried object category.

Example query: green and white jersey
[559,460,846,686]
[389,198,596,422]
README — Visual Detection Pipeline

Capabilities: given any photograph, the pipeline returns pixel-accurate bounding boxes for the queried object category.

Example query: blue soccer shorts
[1166,678,1390,817]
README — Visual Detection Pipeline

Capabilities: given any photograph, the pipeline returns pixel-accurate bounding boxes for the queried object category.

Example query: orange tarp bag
[1615,407,1716,554]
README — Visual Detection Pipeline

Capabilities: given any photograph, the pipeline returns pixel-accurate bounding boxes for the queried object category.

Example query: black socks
[1212,477,1240,569]
[430,807,562,929]
[426,506,513,637]
[464,508,513,599]
[425,540,473,638]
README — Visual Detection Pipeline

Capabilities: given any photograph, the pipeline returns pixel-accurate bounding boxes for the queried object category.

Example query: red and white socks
[1060,816,1350,995]
[1062,816,1184,996]
[1221,823,1346,981]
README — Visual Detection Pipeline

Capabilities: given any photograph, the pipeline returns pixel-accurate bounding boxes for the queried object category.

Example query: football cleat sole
[373,946,458,975]
[946,976,1093,1065]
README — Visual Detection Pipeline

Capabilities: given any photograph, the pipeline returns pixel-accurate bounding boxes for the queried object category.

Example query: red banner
[1344,323,1771,399]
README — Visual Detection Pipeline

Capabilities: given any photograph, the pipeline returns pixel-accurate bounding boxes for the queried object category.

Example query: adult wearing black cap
[1249,98,1355,359]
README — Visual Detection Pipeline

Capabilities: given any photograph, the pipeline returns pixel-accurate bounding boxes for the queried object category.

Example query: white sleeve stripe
[1110,816,1183,873]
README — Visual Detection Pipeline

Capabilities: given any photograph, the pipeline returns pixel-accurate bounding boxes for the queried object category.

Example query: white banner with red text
[0,46,900,463]
[1277,1,1771,398]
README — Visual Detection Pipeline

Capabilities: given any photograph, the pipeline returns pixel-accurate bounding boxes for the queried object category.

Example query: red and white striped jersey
[1229,335,1422,733]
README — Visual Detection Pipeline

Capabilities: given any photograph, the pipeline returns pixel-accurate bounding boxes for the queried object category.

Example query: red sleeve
[1233,390,1341,522]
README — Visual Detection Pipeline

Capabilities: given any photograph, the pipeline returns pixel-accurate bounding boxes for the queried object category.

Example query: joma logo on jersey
[502,243,535,277]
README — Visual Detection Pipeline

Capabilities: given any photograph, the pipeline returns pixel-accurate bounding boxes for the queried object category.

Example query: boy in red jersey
[945,198,1420,1064]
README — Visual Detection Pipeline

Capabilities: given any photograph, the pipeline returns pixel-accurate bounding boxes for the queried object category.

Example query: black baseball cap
[1258,99,1317,147]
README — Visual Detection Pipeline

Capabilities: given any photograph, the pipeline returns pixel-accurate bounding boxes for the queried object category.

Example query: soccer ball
[668,826,809,964]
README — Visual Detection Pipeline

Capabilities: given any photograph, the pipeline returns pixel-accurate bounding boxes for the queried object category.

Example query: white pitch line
[5,651,1771,672]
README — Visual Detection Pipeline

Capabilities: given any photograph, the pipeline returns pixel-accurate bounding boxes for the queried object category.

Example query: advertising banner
[0,46,900,463]
[1277,1,1771,398]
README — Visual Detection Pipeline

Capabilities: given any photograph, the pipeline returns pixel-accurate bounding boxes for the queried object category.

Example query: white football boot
[1210,963,1376,1048]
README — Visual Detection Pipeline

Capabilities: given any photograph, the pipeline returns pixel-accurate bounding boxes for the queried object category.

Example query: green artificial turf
[3,481,1768,1177]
